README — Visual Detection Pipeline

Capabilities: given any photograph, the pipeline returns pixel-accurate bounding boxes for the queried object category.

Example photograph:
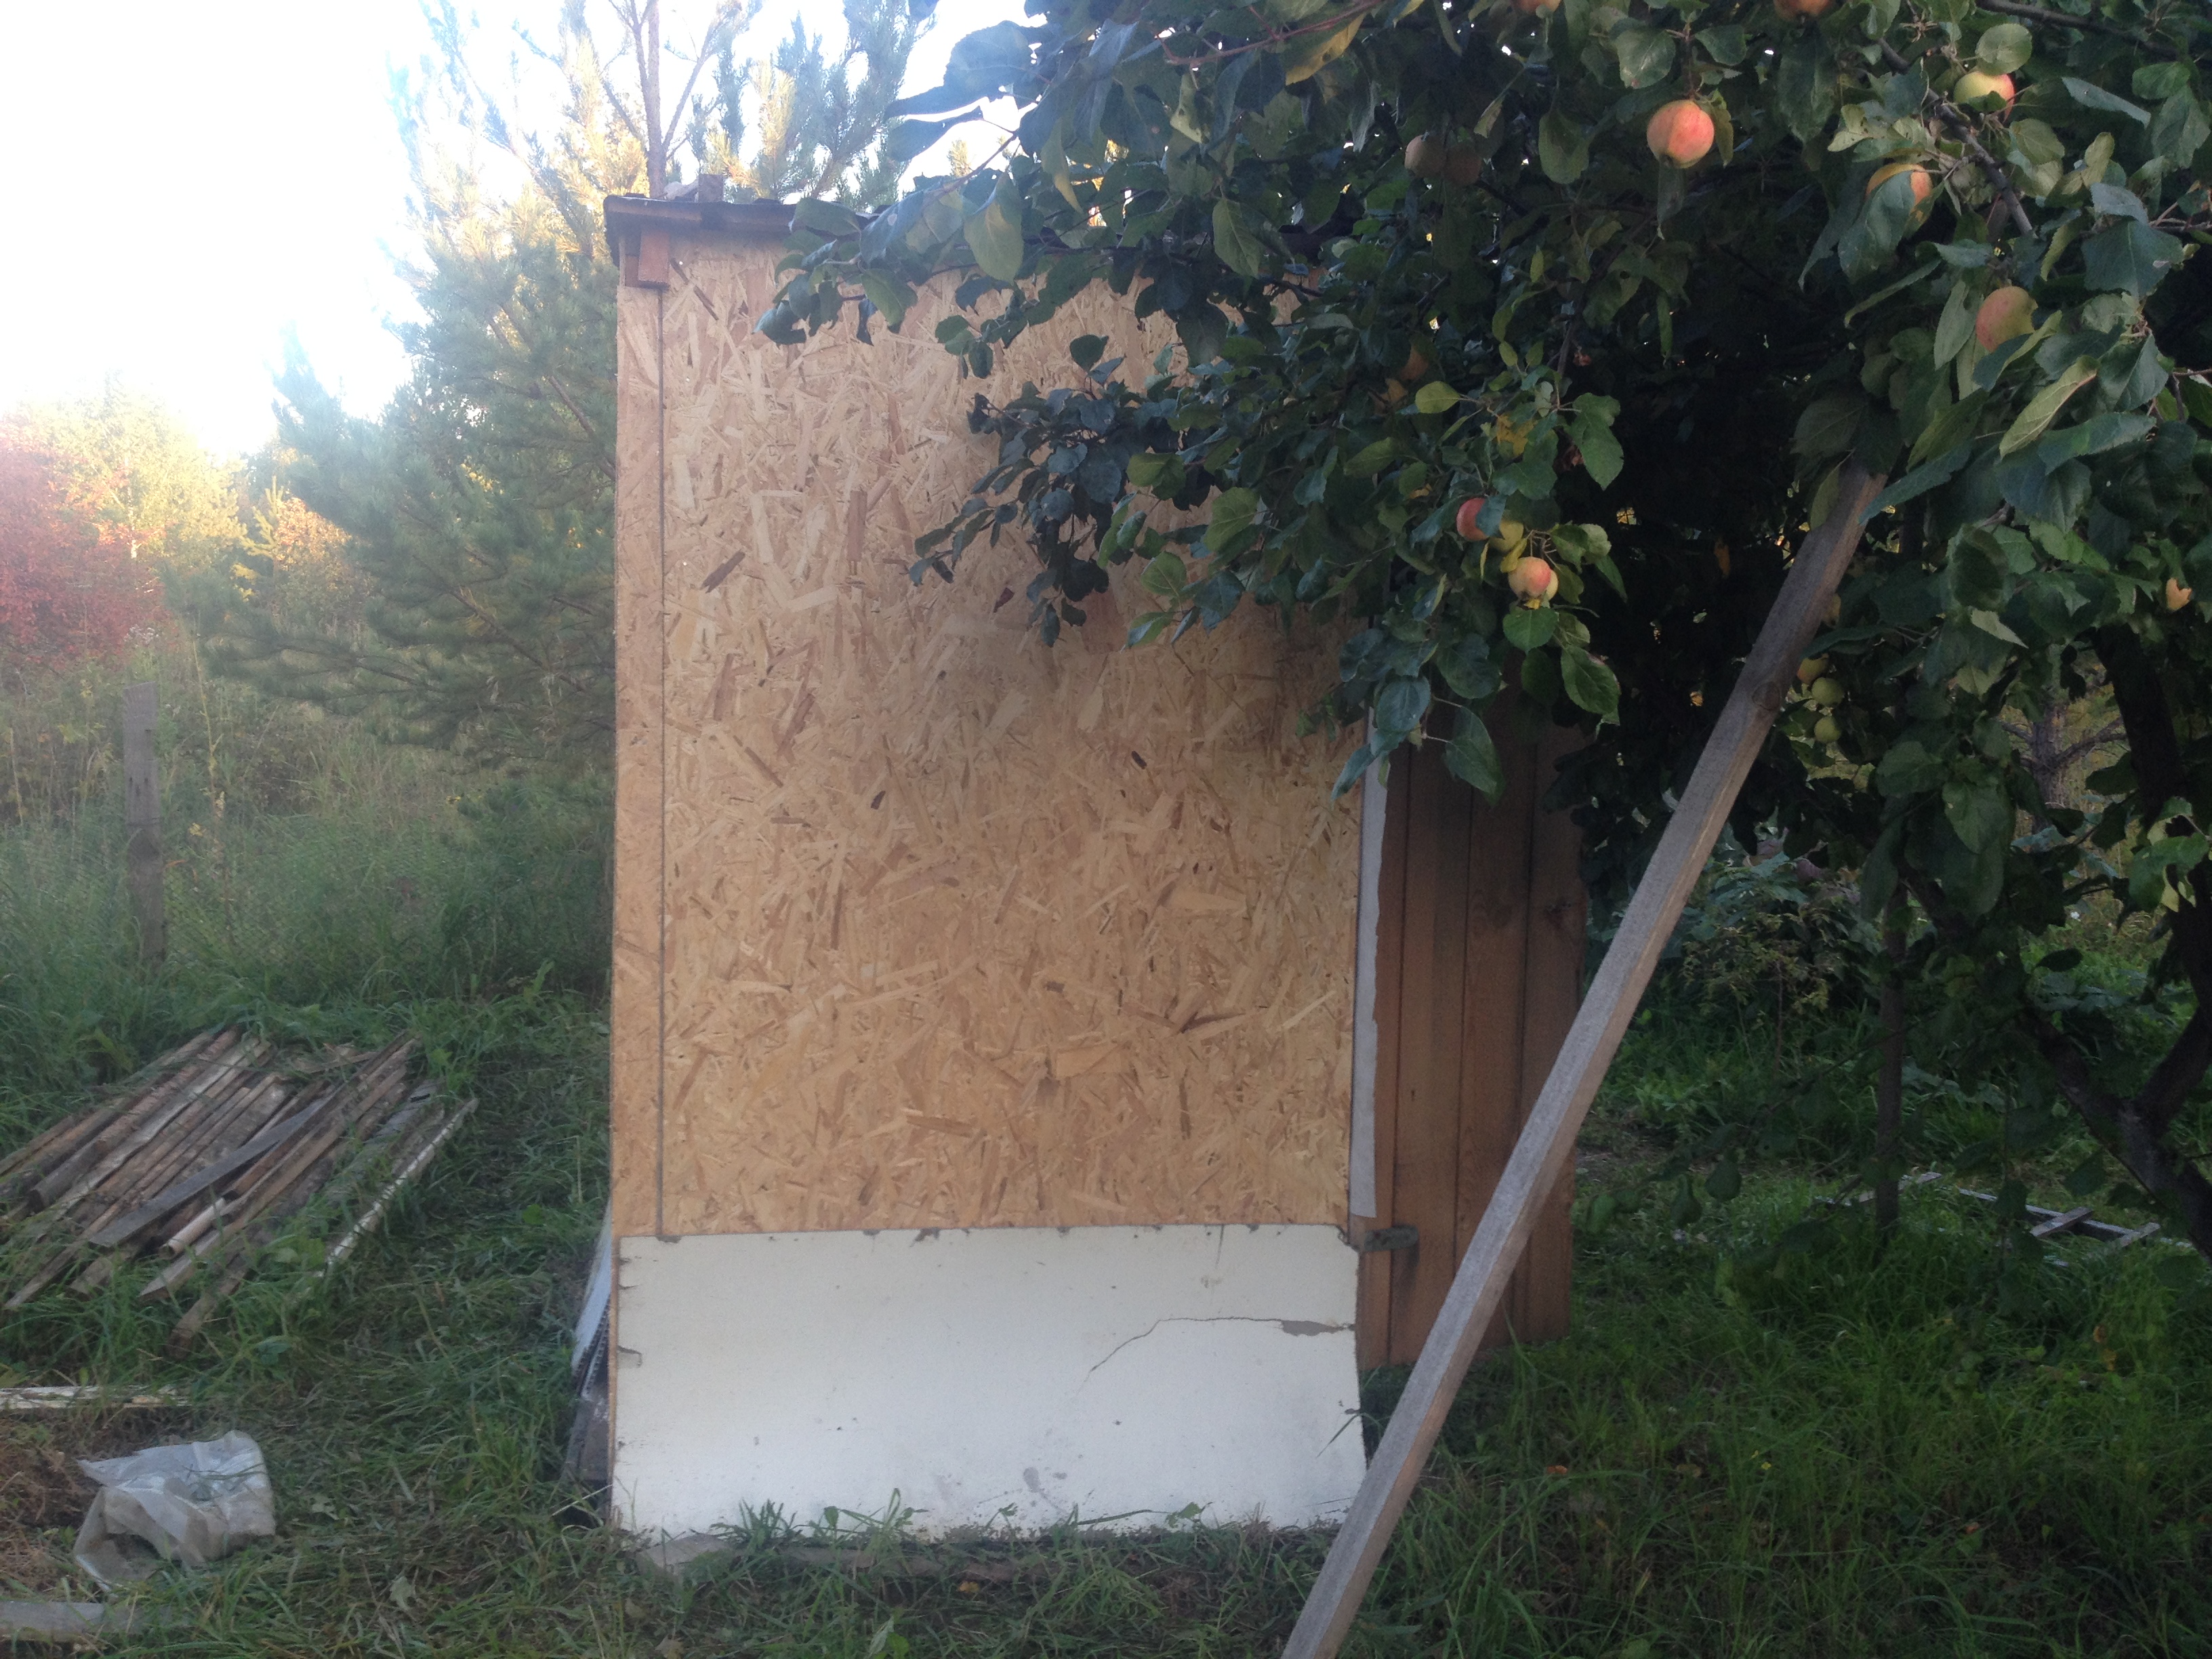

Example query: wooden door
[1355,705,1585,1369]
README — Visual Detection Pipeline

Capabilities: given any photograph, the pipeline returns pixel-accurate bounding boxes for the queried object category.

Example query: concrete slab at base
[612,1224,1365,1537]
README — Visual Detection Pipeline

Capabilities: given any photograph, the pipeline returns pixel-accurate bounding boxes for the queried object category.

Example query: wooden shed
[602,192,1585,1541]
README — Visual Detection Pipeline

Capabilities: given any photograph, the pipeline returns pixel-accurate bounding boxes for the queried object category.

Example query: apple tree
[764,0,2212,1256]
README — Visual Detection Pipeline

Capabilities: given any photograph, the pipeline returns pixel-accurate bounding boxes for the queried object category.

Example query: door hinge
[1356,1225,1418,1252]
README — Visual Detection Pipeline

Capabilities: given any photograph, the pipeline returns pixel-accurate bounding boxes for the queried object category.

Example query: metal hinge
[1356,1225,1418,1253]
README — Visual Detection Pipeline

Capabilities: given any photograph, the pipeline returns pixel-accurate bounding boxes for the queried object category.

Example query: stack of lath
[0,1029,468,1345]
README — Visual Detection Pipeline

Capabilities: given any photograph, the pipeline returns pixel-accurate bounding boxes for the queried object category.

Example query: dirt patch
[1576,1118,1674,1190]
[0,1410,197,1594]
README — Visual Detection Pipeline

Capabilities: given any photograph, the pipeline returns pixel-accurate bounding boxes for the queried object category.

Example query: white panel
[1349,756,1387,1218]
[612,1225,1366,1538]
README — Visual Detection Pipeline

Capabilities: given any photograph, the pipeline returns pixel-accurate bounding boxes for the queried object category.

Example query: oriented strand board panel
[611,1224,1365,1535]
[612,230,1360,1238]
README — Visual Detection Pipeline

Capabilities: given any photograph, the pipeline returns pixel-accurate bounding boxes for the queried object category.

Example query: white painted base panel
[612,1224,1366,1538]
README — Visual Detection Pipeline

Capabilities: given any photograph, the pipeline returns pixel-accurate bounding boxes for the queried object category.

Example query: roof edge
[603,194,796,283]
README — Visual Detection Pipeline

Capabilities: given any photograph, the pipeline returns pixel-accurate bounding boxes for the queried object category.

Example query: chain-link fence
[0,771,611,1100]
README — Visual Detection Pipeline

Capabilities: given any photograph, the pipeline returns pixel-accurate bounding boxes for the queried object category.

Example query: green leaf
[1503,606,1559,650]
[2150,91,2210,167]
[1539,109,1590,183]
[1413,381,1462,415]
[1139,552,1188,597]
[1612,22,1676,89]
[1550,522,1613,560]
[1444,708,1504,802]
[1279,9,1364,83]
[1944,776,2013,854]
[1696,23,1747,66]
[2129,834,2207,910]
[2062,77,2150,125]
[2134,63,2191,102]
[1212,199,1273,278]
[793,198,863,239]
[1968,608,2025,647]
[1560,647,1620,721]
[1877,739,1946,796]
[1204,487,1261,551]
[1436,634,1500,700]
[1932,282,1976,367]
[890,20,1033,116]
[2081,220,2186,297]
[1570,410,1624,487]
[1375,676,1431,736]
[964,194,1025,281]
[1345,439,1398,476]
[1973,22,2031,73]
[2089,181,2148,223]
[1332,741,1377,799]
[1705,1160,1742,1202]
[2036,411,2154,467]
[1997,359,2100,455]
[1777,30,1837,143]
[1996,455,2089,525]
[1126,452,1187,494]
[1909,388,1988,466]
[1793,395,1864,461]
[858,272,909,329]
[1862,442,1973,520]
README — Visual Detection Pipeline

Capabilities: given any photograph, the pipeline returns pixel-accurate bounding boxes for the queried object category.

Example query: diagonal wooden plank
[1285,460,1885,1659]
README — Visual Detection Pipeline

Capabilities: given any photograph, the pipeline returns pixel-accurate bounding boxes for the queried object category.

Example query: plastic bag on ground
[72,1431,276,1584]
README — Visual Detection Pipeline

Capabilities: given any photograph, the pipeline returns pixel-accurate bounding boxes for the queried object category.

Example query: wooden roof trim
[604,192,796,289]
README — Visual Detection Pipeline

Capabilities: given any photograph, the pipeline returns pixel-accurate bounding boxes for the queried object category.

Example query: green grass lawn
[3,798,2209,1656]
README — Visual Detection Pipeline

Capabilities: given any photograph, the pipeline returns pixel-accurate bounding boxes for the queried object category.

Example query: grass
[3,755,2211,1655]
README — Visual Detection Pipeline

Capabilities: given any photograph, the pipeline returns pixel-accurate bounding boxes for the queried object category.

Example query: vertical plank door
[1359,702,1582,1368]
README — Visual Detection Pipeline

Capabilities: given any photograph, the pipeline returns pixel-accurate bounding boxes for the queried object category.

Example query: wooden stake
[123,681,165,968]
[1282,462,1885,1659]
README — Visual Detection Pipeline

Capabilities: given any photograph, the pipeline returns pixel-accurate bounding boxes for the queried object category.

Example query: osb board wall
[611,232,1362,1240]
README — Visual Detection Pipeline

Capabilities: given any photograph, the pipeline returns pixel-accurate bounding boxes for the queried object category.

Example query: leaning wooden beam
[1284,460,1885,1659]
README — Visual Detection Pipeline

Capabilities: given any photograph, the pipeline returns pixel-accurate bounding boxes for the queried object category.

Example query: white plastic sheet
[73,1431,275,1584]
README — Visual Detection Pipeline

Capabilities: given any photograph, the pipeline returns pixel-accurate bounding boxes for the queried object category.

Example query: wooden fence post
[1282,462,1886,1659]
[123,682,165,968]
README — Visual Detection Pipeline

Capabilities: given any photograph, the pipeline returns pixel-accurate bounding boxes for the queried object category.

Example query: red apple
[1508,558,1557,605]
[1954,70,2015,108]
[1974,285,2035,351]
[1774,0,1834,17]
[1404,136,1448,178]
[1866,162,1933,205]
[1455,497,1489,539]
[2167,577,2194,612]
[1647,100,1717,168]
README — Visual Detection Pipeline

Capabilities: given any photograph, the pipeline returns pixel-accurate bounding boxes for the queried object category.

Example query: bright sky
[0,0,1021,459]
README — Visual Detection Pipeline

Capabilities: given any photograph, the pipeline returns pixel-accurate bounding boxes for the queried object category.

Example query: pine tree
[198,0,926,766]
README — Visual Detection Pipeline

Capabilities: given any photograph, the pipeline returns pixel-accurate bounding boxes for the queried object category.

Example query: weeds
[3,751,2210,1654]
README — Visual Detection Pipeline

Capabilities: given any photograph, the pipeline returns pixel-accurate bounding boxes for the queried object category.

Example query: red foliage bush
[0,434,153,671]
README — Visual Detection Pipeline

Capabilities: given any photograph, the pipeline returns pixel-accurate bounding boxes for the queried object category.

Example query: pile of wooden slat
[0,1029,470,1346]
